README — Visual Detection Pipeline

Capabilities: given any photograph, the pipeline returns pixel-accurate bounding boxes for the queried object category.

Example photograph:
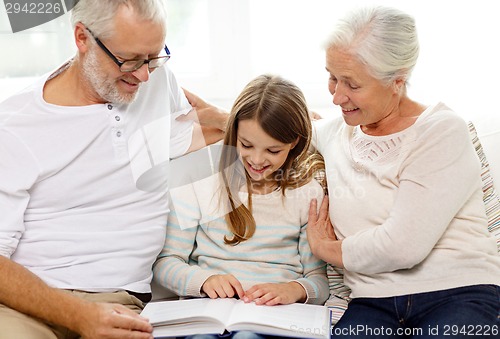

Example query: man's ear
[74,22,90,53]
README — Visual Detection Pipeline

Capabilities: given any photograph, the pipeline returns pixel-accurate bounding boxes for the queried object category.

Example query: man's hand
[78,302,153,339]
[181,88,229,151]
[180,88,229,131]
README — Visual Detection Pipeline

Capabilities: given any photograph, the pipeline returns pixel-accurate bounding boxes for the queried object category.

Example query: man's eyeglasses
[86,28,170,73]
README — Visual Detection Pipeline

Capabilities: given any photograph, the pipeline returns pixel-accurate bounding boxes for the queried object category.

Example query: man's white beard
[82,47,140,105]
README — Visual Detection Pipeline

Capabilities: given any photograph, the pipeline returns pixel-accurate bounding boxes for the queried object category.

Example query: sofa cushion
[472,116,500,185]
[468,121,500,252]
[325,264,350,324]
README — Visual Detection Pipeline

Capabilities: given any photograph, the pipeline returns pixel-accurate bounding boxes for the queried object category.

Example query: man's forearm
[0,255,89,333]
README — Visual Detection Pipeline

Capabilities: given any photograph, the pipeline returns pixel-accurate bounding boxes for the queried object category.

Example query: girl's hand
[201,274,245,299]
[242,282,306,306]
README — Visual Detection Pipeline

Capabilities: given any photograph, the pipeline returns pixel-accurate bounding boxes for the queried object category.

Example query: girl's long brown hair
[219,74,324,245]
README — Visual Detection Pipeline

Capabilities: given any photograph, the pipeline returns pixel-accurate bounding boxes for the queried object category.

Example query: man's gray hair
[71,0,167,40]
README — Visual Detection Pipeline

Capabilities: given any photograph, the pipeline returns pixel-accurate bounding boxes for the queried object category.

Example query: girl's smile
[236,119,297,192]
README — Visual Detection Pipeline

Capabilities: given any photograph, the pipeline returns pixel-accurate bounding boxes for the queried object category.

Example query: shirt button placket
[107,104,124,141]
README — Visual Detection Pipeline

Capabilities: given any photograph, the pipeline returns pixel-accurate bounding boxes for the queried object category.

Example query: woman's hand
[242,282,306,306]
[307,197,344,267]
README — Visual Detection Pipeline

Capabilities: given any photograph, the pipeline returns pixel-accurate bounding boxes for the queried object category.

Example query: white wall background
[1,0,499,126]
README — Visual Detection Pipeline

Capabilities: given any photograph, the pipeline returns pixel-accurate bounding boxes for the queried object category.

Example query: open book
[141,298,332,338]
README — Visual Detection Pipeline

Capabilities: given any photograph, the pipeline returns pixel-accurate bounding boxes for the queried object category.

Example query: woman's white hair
[71,0,167,40]
[325,6,419,86]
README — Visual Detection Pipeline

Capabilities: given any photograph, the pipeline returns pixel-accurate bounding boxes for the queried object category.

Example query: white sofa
[151,116,500,303]
[473,115,500,185]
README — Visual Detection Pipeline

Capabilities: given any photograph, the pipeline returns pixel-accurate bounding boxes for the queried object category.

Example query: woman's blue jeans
[333,284,499,338]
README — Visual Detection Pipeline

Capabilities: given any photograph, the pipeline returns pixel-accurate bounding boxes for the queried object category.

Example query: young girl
[153,74,329,338]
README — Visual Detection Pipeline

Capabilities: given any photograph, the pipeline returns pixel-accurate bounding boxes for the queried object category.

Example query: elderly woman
[306,5,500,337]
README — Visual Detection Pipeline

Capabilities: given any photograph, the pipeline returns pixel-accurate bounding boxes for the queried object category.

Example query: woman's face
[325,46,401,129]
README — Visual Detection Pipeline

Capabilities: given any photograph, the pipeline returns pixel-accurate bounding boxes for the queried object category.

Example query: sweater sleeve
[153,207,216,297]
[342,113,483,273]
[294,183,330,305]
[153,144,230,296]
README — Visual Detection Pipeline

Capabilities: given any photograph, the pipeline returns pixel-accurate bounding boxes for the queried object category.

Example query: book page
[226,300,330,338]
[141,298,236,329]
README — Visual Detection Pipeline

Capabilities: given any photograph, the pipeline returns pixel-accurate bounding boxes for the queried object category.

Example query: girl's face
[236,119,297,189]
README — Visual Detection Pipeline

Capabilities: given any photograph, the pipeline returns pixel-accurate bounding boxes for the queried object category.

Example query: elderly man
[0,1,225,338]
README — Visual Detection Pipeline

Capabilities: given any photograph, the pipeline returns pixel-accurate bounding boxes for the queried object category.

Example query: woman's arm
[342,116,483,273]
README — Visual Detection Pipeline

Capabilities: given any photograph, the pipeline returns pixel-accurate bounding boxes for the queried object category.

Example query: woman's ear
[392,75,406,94]
[394,78,406,93]
[291,137,300,149]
